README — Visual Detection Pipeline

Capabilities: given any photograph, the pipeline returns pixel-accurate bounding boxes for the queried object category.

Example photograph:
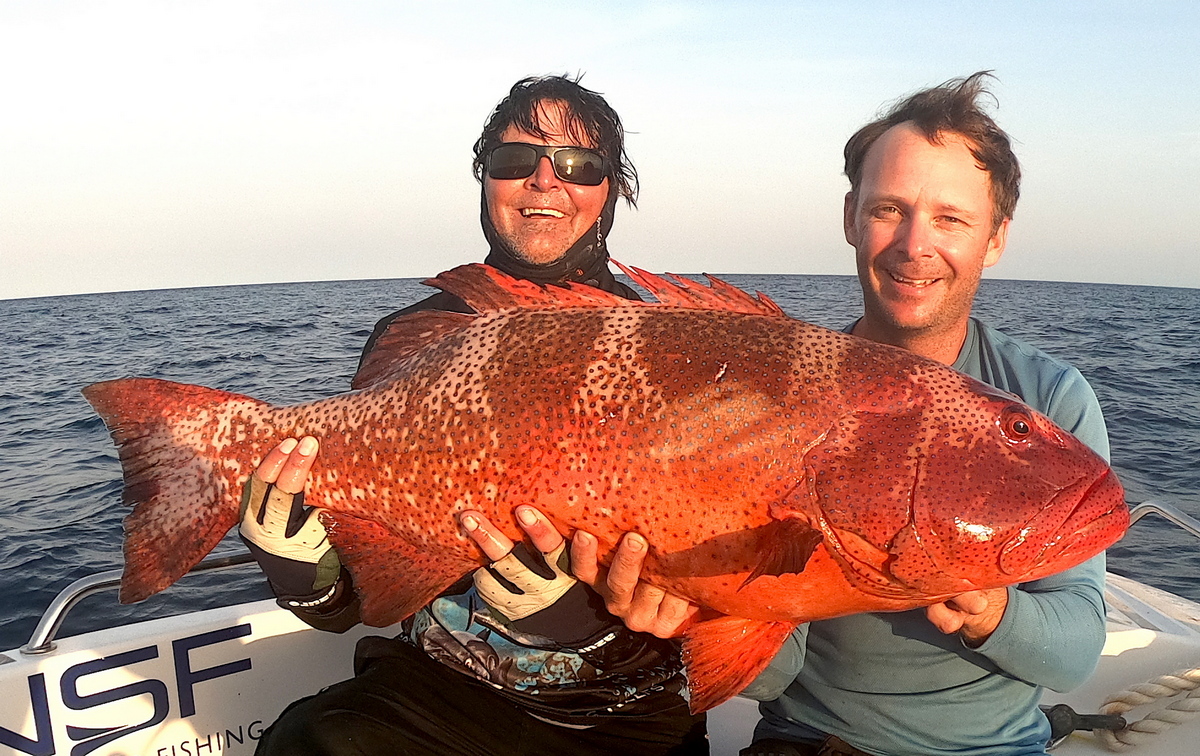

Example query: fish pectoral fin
[740,519,824,589]
[682,616,797,713]
[322,511,475,627]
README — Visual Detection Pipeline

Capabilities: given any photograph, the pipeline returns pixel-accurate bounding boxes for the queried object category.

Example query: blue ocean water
[1,276,1197,653]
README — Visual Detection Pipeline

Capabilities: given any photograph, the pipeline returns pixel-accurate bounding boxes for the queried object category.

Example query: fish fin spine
[426,264,639,313]
[613,261,786,316]
[425,262,786,317]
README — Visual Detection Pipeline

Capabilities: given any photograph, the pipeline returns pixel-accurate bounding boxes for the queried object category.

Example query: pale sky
[2,0,1197,301]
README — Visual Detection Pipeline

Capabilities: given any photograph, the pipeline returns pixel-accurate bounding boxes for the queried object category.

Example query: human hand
[238,437,341,600]
[925,587,1009,647]
[571,530,699,639]
[461,506,574,621]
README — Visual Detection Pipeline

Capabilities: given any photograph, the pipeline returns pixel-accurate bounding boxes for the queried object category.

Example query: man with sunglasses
[243,75,708,756]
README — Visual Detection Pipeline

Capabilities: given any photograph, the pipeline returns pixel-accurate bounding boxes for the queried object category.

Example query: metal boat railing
[1128,500,1200,540]
[16,501,1200,657]
[19,551,257,656]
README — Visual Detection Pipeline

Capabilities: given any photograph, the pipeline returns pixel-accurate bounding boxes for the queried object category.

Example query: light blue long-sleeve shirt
[745,318,1111,756]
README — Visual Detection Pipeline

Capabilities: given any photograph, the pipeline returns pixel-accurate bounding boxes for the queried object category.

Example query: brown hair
[844,71,1020,230]
[472,74,638,207]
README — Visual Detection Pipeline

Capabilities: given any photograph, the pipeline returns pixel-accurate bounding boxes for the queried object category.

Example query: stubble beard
[501,225,579,266]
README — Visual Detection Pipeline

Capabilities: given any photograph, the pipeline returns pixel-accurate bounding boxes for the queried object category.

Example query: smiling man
[243,76,708,756]
[737,72,1112,756]
[845,121,1011,365]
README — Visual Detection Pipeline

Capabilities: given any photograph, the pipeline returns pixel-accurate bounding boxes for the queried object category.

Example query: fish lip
[1007,469,1128,576]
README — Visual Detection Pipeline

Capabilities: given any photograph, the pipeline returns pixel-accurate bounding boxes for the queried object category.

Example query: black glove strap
[507,581,622,650]
[239,534,322,598]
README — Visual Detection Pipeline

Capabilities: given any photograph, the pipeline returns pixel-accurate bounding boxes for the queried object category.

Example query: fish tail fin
[82,378,269,603]
[682,616,797,713]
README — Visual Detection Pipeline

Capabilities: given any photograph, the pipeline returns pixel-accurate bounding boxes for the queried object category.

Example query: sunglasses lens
[487,144,607,185]
[487,144,539,180]
[552,148,606,186]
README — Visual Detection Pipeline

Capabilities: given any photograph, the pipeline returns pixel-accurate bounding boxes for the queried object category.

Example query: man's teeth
[892,273,937,286]
[520,208,565,218]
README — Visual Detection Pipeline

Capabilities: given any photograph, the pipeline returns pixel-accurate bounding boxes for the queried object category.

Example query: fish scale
[82,262,1128,713]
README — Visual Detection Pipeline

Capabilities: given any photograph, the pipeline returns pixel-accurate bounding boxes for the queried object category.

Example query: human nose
[526,155,561,192]
[896,216,936,259]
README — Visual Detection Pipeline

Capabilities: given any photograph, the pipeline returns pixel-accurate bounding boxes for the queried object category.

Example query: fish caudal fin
[322,510,477,626]
[682,616,797,713]
[82,378,267,603]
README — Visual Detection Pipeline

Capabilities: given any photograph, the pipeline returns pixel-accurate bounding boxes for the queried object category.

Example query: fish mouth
[1001,469,1129,578]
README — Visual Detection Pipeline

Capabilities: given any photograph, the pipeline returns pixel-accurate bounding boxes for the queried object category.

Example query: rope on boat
[1097,666,1200,750]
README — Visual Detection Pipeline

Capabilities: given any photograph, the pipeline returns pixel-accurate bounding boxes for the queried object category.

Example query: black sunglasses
[485,143,608,186]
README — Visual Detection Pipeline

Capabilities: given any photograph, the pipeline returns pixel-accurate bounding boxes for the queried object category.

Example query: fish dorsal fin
[428,261,787,317]
[351,310,476,390]
[613,261,786,316]
[428,263,640,312]
[354,262,787,390]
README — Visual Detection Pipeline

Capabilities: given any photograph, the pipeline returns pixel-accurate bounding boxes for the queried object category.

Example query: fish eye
[1000,409,1033,442]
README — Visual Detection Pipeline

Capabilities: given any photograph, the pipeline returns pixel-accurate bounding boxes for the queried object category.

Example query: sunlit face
[846,122,1009,361]
[484,101,610,265]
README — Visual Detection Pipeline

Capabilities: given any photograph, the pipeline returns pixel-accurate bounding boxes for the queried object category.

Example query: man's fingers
[514,506,566,555]
[254,436,319,536]
[655,593,699,631]
[604,533,649,607]
[568,529,699,638]
[254,438,300,485]
[926,588,1007,644]
[945,590,989,615]
[460,510,516,562]
[274,436,319,494]
[925,602,966,635]
[570,530,602,586]
[625,581,698,638]
[625,581,666,628]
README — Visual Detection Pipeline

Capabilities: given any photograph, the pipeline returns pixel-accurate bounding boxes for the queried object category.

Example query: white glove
[239,475,340,599]
[474,542,576,621]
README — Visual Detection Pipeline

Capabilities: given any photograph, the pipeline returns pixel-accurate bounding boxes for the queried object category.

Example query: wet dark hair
[844,71,1020,231]
[472,74,638,207]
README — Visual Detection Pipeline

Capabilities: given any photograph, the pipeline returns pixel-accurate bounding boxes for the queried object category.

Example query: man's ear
[983,217,1011,268]
[843,192,858,246]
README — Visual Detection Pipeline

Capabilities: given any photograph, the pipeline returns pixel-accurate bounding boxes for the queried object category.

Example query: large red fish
[82,264,1128,712]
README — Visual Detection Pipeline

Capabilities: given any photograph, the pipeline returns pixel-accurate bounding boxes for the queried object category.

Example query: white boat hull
[4,571,1198,756]
[1,600,398,756]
